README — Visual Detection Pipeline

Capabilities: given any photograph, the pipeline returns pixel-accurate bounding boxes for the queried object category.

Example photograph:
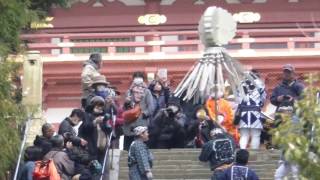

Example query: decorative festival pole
[174,6,248,107]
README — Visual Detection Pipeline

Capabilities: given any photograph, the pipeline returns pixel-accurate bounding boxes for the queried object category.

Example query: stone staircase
[118,148,281,180]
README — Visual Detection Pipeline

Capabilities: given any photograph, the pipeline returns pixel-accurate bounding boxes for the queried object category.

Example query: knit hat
[133,126,148,136]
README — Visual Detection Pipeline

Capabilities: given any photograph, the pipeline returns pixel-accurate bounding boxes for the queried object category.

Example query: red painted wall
[42,56,320,108]
[47,0,320,33]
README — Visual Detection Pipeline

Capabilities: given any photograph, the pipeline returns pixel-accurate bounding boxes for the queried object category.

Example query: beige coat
[81,64,101,98]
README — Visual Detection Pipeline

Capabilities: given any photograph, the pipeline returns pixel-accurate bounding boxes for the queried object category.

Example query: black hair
[70,108,85,121]
[41,123,52,135]
[192,105,209,119]
[148,80,164,93]
[235,149,249,165]
[132,71,145,80]
[167,96,181,109]
[24,146,43,161]
[50,135,64,148]
[251,69,260,78]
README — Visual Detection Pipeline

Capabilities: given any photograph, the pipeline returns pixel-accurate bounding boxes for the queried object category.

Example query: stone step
[151,179,273,180]
[120,156,280,163]
[118,149,281,180]
[120,149,281,155]
[120,155,280,162]
[119,159,279,167]
[119,163,277,171]
[121,148,280,153]
[119,167,276,173]
[119,173,275,180]
[119,172,274,180]
[120,149,281,161]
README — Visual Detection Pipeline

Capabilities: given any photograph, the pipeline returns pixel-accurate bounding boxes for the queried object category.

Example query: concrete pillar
[22,51,45,145]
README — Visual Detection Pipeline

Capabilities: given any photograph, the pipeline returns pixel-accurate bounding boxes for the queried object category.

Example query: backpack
[33,159,61,180]
[89,160,102,175]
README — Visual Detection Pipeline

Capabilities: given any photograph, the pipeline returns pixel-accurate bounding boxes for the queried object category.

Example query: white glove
[217,115,225,124]
[146,171,153,179]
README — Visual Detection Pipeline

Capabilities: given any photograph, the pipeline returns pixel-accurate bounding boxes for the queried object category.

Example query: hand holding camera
[63,132,84,147]
[94,116,104,124]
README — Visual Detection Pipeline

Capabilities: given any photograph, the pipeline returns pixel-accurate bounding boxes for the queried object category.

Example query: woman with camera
[148,97,186,149]
[78,96,112,163]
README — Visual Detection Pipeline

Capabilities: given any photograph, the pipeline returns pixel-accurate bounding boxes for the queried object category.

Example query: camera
[103,113,111,121]
[102,113,113,134]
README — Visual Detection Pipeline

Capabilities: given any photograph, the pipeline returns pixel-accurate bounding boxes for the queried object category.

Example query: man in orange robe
[206,97,239,143]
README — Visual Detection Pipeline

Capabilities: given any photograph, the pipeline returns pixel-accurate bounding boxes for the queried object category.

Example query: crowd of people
[18,53,305,180]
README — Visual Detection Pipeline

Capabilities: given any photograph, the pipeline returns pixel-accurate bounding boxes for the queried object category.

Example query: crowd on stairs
[17,53,305,180]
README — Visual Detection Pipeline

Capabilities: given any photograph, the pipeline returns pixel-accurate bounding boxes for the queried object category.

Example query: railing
[12,115,116,180]
[100,109,117,180]
[13,116,32,180]
[20,28,320,60]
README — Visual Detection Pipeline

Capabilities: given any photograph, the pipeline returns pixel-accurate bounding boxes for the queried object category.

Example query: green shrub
[273,74,320,179]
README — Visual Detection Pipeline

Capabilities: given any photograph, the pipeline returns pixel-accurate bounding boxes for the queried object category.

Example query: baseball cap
[283,64,295,72]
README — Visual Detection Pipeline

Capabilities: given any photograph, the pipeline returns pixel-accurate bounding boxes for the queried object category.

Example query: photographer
[122,72,155,151]
[79,96,113,163]
[59,109,87,147]
[270,64,304,112]
[149,97,185,149]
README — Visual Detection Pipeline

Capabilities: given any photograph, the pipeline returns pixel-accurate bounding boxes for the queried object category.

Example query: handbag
[96,125,107,151]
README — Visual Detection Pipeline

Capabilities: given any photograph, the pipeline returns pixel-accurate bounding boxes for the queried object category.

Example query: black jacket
[33,135,52,158]
[59,118,76,136]
[149,109,185,149]
[58,118,82,146]
[199,133,236,170]
[78,108,112,159]
[270,80,304,109]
